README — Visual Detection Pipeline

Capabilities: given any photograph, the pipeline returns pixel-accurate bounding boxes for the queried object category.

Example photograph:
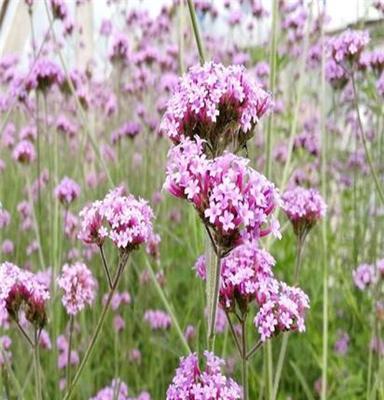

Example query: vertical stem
[320,4,328,398]
[62,252,129,400]
[186,0,205,65]
[207,249,222,352]
[66,315,74,389]
[265,0,278,179]
[241,317,249,400]
[350,72,384,205]
[99,246,113,289]
[35,92,42,224]
[33,329,42,400]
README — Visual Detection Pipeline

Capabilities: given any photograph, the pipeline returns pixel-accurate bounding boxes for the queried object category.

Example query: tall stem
[186,0,205,65]
[66,315,74,389]
[241,317,249,400]
[207,249,222,352]
[33,329,42,400]
[99,246,113,289]
[350,72,384,205]
[62,252,129,400]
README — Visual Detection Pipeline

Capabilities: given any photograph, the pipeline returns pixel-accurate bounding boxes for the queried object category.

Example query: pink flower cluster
[78,187,154,250]
[195,242,275,311]
[282,187,326,236]
[12,140,36,164]
[0,262,50,328]
[328,29,370,65]
[255,281,310,341]
[90,379,150,400]
[144,309,172,330]
[160,62,272,149]
[57,334,79,369]
[57,262,97,315]
[352,263,378,291]
[164,137,280,248]
[54,177,81,206]
[0,207,10,229]
[166,351,242,400]
[0,336,12,366]
[25,58,64,92]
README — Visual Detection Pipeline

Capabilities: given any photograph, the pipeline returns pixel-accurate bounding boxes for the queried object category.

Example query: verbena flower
[0,262,50,328]
[164,137,280,250]
[57,262,97,316]
[254,280,310,341]
[282,187,326,238]
[195,242,275,312]
[25,58,64,92]
[352,263,376,291]
[12,140,36,164]
[78,187,154,250]
[54,177,81,206]
[166,351,242,400]
[90,379,150,400]
[144,310,171,330]
[160,61,272,154]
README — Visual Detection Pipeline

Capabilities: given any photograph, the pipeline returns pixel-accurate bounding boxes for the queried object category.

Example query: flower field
[0,0,383,399]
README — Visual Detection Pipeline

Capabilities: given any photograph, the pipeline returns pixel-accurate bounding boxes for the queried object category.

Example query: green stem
[62,252,129,400]
[224,311,242,356]
[350,72,384,205]
[265,0,278,179]
[99,245,113,290]
[33,329,42,400]
[186,0,205,65]
[145,258,191,354]
[66,315,74,389]
[241,317,249,400]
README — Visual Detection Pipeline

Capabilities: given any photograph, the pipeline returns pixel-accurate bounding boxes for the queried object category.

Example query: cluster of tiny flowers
[254,281,310,341]
[144,310,172,330]
[25,58,64,92]
[90,379,150,400]
[12,140,36,164]
[160,61,272,150]
[328,29,370,65]
[195,242,276,311]
[282,187,326,237]
[57,262,97,316]
[54,177,81,206]
[352,263,377,291]
[164,137,280,248]
[111,121,141,144]
[166,351,242,400]
[325,59,349,89]
[78,187,154,250]
[0,262,50,328]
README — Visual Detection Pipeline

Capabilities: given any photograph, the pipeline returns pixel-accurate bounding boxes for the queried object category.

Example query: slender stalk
[62,252,129,400]
[320,5,329,398]
[246,340,263,361]
[265,0,278,179]
[241,318,249,400]
[15,320,34,347]
[186,0,205,65]
[207,249,222,351]
[272,236,305,399]
[145,258,191,354]
[224,311,242,356]
[350,72,384,205]
[66,316,74,389]
[33,329,42,400]
[99,246,113,289]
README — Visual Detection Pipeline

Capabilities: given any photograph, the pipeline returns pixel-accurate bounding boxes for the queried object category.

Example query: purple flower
[57,262,97,316]
[54,177,81,206]
[334,330,349,355]
[144,310,171,330]
[160,62,272,153]
[12,140,36,164]
[25,58,64,92]
[352,263,376,291]
[166,351,242,400]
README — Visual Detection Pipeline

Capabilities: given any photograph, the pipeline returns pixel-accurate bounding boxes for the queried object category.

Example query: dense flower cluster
[144,310,171,330]
[57,262,97,315]
[12,140,36,164]
[195,242,276,311]
[54,177,81,206]
[325,59,349,89]
[164,137,280,249]
[25,58,63,92]
[0,336,12,366]
[282,187,326,237]
[328,29,370,65]
[352,263,377,291]
[166,351,242,400]
[160,61,272,153]
[0,262,50,328]
[254,281,310,341]
[78,187,154,250]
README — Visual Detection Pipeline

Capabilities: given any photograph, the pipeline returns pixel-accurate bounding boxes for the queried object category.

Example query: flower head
[160,62,272,154]
[144,310,171,330]
[25,58,64,92]
[352,263,376,291]
[57,262,97,316]
[12,140,36,164]
[54,177,81,206]
[166,351,242,400]
[164,138,280,249]
[0,262,50,328]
